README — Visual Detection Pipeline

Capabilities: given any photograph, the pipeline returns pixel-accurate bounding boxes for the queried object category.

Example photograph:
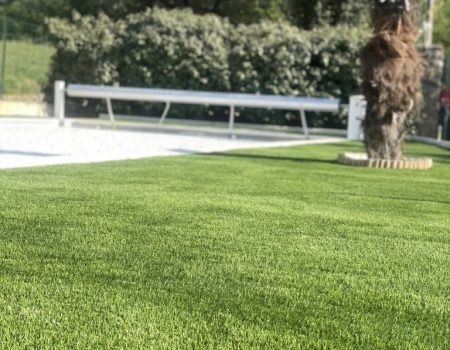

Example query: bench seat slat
[66,84,340,112]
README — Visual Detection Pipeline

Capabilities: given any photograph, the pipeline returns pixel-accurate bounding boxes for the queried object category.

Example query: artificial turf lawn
[0,142,449,349]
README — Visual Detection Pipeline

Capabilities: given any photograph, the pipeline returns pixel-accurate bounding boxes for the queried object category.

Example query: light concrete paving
[0,118,344,169]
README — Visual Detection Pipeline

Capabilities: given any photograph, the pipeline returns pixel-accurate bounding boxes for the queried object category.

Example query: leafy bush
[45,12,123,115]
[229,22,312,95]
[47,8,365,128]
[47,12,120,87]
[118,9,230,91]
[227,23,365,126]
[305,26,366,127]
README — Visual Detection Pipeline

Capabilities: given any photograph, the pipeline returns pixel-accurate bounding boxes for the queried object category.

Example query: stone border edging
[338,152,433,170]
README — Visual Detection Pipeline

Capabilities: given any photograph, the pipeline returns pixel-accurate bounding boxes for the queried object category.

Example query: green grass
[3,40,54,95]
[0,142,449,349]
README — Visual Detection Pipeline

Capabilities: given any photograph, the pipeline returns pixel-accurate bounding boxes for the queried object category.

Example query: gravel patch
[0,118,343,169]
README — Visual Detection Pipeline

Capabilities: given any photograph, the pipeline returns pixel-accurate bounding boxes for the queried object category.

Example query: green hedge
[119,10,231,91]
[47,8,366,128]
[47,12,120,87]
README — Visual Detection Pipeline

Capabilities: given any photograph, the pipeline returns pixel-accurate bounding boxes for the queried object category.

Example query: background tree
[2,0,70,39]
[433,0,450,54]
[286,0,370,29]
[2,0,449,55]
[0,0,367,37]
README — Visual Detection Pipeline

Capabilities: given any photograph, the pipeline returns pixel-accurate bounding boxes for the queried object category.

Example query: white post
[54,80,65,126]
[299,109,309,140]
[424,0,434,48]
[159,101,171,126]
[105,98,115,127]
[347,95,366,140]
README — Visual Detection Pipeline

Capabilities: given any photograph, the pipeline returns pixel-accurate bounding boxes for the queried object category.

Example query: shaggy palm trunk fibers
[361,0,422,160]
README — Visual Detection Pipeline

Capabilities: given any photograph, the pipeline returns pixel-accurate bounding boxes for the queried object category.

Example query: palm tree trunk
[360,1,422,160]
[363,108,407,160]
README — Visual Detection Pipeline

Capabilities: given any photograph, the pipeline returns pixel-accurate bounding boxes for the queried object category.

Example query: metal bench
[55,81,340,139]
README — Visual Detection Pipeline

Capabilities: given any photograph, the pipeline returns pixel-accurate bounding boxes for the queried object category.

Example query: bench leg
[229,105,236,138]
[300,109,309,139]
[106,98,116,128]
[159,102,171,126]
[54,81,66,126]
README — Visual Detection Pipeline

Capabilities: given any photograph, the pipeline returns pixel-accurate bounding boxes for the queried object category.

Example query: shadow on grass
[0,149,62,157]
[203,152,337,165]
[337,192,450,205]
[412,153,450,164]
[406,142,450,163]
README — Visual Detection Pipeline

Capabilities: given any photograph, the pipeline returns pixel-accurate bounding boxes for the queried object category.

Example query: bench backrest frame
[56,81,341,139]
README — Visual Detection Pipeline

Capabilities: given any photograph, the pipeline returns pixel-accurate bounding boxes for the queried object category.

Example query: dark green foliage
[2,0,71,40]
[2,0,369,39]
[286,0,370,29]
[47,9,365,127]
[206,0,286,24]
[3,0,450,56]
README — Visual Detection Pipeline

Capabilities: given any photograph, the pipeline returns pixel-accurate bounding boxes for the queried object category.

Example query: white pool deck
[0,118,344,169]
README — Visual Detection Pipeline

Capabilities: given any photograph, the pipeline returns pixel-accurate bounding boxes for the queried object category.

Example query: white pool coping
[0,118,344,169]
